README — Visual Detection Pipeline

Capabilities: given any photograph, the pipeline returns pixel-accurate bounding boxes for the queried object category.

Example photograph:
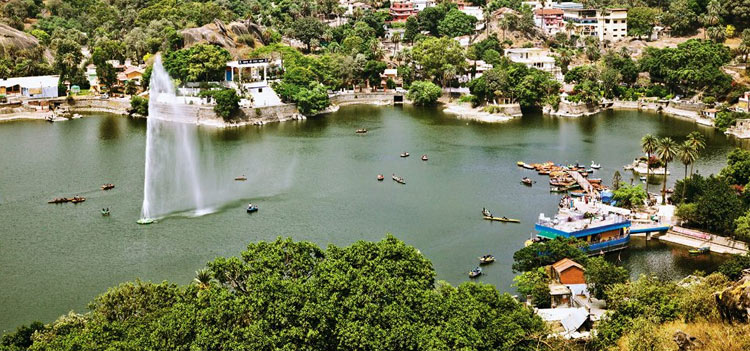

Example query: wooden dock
[567,171,594,194]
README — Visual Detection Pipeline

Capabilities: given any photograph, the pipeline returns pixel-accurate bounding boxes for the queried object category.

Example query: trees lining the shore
[1,236,550,351]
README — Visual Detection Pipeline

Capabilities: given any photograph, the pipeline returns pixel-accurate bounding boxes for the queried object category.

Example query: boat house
[535,197,631,254]
[0,75,60,99]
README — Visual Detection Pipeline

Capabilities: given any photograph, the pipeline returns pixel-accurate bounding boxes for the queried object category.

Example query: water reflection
[98,116,120,140]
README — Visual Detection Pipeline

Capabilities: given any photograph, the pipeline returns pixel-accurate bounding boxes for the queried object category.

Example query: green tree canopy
[512,237,588,273]
[407,80,442,105]
[585,257,629,300]
[437,8,478,37]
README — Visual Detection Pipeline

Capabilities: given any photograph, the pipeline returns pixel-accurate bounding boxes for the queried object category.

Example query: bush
[407,80,441,106]
[482,105,505,114]
[718,254,750,280]
[236,34,256,47]
[212,89,241,120]
[129,96,149,117]
[612,183,648,209]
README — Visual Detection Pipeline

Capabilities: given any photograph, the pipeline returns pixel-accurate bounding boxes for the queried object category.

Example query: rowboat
[517,161,525,167]
[137,218,155,225]
[522,163,535,169]
[483,216,520,223]
[521,177,533,186]
[355,128,368,134]
[48,197,70,204]
[392,174,406,184]
[377,174,384,181]
[247,203,259,213]
[689,247,709,255]
[400,152,410,157]
[469,267,482,278]
[479,254,495,264]
[70,196,86,203]
[550,186,567,193]
[421,154,428,161]
[570,191,585,197]
[101,183,115,190]
[234,175,247,181]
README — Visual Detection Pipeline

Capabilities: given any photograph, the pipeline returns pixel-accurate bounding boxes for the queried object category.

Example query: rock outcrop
[715,268,750,324]
[673,331,703,351]
[0,23,42,53]
[181,19,268,52]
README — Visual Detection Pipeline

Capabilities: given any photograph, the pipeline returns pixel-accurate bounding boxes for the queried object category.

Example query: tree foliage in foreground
[407,80,442,106]
[512,237,588,273]
[8,236,547,351]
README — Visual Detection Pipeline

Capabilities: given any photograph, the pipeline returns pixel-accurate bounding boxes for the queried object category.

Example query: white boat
[590,161,601,169]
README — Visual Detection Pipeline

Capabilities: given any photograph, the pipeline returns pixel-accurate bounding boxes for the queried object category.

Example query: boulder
[0,23,41,52]
[715,268,750,324]
[673,330,702,351]
[181,19,268,51]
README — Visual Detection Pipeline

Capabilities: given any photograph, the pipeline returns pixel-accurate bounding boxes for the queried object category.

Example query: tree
[163,44,232,83]
[512,237,588,272]
[694,176,744,234]
[290,16,327,52]
[612,183,648,208]
[685,131,706,175]
[407,80,442,105]
[718,253,750,279]
[656,137,678,204]
[404,16,420,44]
[641,134,658,194]
[734,211,750,242]
[613,171,622,190]
[585,257,629,300]
[53,38,83,84]
[417,5,448,36]
[293,82,330,115]
[411,36,466,83]
[662,0,698,36]
[553,48,574,75]
[707,26,726,42]
[437,8,478,37]
[627,7,659,39]
[193,268,213,290]
[212,89,240,120]
[677,141,699,200]
[513,267,551,308]
[720,148,750,185]
[700,0,722,38]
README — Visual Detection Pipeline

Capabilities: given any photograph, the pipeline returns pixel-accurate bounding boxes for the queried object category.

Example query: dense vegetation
[1,236,550,351]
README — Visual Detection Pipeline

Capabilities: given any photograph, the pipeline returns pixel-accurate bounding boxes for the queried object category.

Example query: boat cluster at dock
[517,161,607,194]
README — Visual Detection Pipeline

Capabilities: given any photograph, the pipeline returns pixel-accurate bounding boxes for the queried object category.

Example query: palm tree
[685,131,706,175]
[677,141,699,200]
[194,268,213,290]
[641,134,658,194]
[391,32,401,57]
[656,137,679,204]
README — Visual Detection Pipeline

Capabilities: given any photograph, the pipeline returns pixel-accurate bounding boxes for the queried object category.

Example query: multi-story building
[504,48,563,81]
[562,7,627,42]
[389,0,416,22]
[412,0,435,12]
[534,8,565,35]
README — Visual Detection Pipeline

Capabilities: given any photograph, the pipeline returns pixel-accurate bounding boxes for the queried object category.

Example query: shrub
[212,89,241,120]
[407,80,441,106]
[129,96,149,117]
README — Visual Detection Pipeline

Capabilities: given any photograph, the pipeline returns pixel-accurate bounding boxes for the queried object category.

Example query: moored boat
[479,254,495,264]
[550,186,567,193]
[588,178,602,184]
[48,197,70,204]
[482,208,492,217]
[591,161,601,169]
[483,216,520,223]
[521,177,533,186]
[392,174,406,184]
[101,208,110,216]
[468,267,482,278]
[421,154,428,161]
[101,183,115,190]
[355,128,368,134]
[569,191,585,197]
[234,175,247,181]
[70,196,86,203]
[689,247,710,255]
[517,161,525,167]
[377,174,384,181]
[400,152,410,158]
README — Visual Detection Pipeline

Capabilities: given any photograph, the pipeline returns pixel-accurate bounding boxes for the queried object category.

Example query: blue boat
[247,203,259,213]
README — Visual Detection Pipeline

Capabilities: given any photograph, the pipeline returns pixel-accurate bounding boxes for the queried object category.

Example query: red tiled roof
[552,258,585,274]
[535,8,563,15]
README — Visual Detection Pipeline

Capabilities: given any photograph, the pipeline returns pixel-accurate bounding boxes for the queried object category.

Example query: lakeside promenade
[655,226,749,255]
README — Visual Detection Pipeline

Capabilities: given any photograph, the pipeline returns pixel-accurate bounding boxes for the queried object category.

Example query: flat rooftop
[537,198,630,234]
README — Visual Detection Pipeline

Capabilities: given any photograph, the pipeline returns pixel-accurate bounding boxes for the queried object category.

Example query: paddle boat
[689,247,710,255]
[377,174,385,181]
[137,218,155,225]
[479,254,495,264]
[234,175,247,181]
[421,154,428,161]
[591,161,601,169]
[569,191,585,197]
[481,208,492,217]
[101,208,110,216]
[392,174,406,184]
[517,161,525,167]
[483,216,520,223]
[522,163,535,170]
[247,203,259,213]
[468,267,482,278]
[355,128,368,134]
[521,177,533,186]
[400,152,410,158]
[550,186,567,193]
[101,183,115,190]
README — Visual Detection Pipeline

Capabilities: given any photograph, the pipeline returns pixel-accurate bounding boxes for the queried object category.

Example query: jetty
[567,171,594,194]
[655,226,749,255]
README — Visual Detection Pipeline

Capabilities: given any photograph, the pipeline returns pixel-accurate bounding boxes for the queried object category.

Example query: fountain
[139,57,208,223]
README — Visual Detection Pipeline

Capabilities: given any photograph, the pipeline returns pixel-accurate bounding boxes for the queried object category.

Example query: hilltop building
[561,7,628,42]
[504,48,562,81]
[225,58,282,107]
[389,0,416,22]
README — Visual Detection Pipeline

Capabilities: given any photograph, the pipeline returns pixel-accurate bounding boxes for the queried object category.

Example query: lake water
[0,105,743,332]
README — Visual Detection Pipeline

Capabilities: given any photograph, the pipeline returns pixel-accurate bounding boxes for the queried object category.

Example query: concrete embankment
[544,101,600,117]
[66,97,131,116]
[442,102,521,122]
[654,226,748,255]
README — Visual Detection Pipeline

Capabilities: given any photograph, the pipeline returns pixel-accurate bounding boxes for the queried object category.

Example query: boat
[538,170,550,175]
[101,183,115,190]
[468,267,482,278]
[624,164,634,170]
[246,203,259,213]
[101,208,110,216]
[482,208,492,217]
[70,196,86,203]
[400,152,410,157]
[689,247,710,255]
[569,191,585,197]
[392,174,406,184]
[421,154,428,161]
[591,161,601,169]
[377,174,384,181]
[521,177,533,186]
[137,218,155,225]
[586,168,595,173]
[479,254,495,264]
[517,161,525,167]
[550,186,567,193]
[234,175,247,181]
[588,178,602,184]
[48,197,70,204]
[522,163,535,170]
[640,176,647,181]
[355,128,368,134]
[483,216,520,223]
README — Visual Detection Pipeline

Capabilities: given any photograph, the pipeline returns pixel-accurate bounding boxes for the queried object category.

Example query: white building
[562,7,627,42]
[413,0,436,11]
[504,48,562,81]
[225,58,283,107]
[0,75,60,99]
